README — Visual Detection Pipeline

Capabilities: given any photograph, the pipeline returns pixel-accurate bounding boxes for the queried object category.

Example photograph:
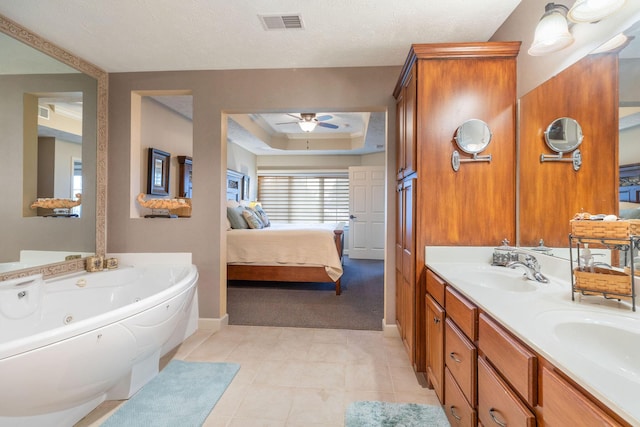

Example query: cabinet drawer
[479,313,537,406]
[444,367,476,427]
[445,318,477,406]
[478,357,535,427]
[445,287,477,341]
[540,366,624,426]
[426,268,446,307]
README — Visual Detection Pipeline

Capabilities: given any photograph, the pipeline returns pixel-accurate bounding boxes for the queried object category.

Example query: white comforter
[226,223,343,281]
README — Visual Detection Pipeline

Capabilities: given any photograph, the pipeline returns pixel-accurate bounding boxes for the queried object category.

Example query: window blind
[258,174,349,223]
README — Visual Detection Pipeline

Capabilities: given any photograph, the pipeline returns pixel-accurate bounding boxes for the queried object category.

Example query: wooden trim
[393,41,521,97]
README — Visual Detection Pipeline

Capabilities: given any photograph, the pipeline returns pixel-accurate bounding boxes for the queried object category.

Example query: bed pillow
[226,217,232,230]
[227,206,249,229]
[242,209,264,229]
[253,205,271,227]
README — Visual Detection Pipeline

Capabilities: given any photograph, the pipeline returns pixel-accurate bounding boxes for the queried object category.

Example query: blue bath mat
[101,360,240,427]
[345,401,450,427]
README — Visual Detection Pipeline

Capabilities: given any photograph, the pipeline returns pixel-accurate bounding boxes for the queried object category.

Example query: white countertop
[426,246,640,427]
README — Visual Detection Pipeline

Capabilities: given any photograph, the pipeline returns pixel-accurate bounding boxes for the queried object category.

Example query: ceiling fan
[277,113,339,132]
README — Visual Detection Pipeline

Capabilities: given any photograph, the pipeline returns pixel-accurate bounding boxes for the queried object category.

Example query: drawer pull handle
[449,352,462,363]
[433,317,440,324]
[489,408,507,427]
[449,406,462,421]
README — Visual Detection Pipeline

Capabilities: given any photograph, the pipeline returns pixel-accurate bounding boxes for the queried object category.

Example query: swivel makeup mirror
[540,117,583,171]
[452,119,493,171]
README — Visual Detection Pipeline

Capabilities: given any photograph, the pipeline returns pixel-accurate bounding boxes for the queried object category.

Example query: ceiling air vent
[38,105,50,120]
[259,14,304,30]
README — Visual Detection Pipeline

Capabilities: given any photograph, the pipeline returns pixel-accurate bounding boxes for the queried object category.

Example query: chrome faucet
[507,252,549,283]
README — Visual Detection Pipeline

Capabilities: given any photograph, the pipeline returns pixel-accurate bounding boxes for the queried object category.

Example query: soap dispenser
[580,244,594,272]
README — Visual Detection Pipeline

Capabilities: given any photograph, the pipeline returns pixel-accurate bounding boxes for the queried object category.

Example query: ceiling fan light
[568,0,626,23]
[298,120,318,132]
[528,3,574,56]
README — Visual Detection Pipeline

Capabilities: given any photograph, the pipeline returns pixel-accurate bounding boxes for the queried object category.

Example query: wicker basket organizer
[570,219,640,244]
[573,267,633,300]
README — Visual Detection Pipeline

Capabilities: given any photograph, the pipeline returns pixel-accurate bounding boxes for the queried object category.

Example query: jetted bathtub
[0,263,199,427]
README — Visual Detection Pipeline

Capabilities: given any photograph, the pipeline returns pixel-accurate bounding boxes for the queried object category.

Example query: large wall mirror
[0,15,107,280]
[618,20,640,200]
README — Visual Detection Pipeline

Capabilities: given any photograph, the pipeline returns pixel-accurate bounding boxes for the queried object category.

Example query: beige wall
[227,141,257,200]
[108,66,399,320]
[130,96,193,217]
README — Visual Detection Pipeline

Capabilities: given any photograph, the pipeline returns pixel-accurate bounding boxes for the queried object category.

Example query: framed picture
[147,148,170,196]
[242,175,250,201]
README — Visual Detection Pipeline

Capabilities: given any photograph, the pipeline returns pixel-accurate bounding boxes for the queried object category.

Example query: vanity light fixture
[567,0,626,23]
[528,3,574,56]
[590,32,631,54]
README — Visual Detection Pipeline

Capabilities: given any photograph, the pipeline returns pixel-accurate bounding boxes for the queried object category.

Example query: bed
[227,223,345,294]
[225,168,344,294]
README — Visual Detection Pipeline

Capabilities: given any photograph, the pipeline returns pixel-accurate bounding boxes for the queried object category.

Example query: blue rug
[101,360,240,427]
[345,401,450,427]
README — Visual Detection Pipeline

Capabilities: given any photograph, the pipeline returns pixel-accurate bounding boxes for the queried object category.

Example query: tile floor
[76,325,439,427]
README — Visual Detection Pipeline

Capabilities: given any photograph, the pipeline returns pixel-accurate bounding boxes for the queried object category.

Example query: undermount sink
[536,309,640,382]
[444,265,538,293]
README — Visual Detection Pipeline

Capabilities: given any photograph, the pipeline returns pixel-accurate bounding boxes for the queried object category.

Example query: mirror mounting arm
[451,150,492,172]
[540,149,582,171]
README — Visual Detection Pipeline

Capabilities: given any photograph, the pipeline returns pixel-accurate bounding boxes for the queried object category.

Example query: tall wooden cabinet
[393,42,521,373]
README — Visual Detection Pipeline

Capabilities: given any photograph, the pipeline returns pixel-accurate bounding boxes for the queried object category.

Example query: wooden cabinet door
[426,294,444,400]
[395,65,416,180]
[396,91,405,180]
[401,178,415,358]
[403,65,416,178]
[395,182,404,340]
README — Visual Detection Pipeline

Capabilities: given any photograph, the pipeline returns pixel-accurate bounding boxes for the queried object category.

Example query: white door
[348,166,385,259]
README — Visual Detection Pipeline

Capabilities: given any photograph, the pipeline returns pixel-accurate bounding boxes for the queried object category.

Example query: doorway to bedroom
[224,110,387,331]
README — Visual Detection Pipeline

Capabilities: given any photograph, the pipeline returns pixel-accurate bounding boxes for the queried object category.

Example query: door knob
[349,215,357,220]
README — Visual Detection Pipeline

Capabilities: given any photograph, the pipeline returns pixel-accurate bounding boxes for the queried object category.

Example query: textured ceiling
[0,1,525,156]
[0,0,522,72]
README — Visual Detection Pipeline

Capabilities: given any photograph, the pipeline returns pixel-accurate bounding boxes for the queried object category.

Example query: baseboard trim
[382,320,400,337]
[198,314,229,332]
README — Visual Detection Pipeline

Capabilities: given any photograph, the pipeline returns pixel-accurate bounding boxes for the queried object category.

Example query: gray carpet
[227,257,384,330]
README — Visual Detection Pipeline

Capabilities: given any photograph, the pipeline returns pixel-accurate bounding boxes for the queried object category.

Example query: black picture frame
[147,148,170,196]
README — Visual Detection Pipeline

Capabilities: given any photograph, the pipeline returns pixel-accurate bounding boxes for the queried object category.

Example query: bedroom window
[258,174,349,223]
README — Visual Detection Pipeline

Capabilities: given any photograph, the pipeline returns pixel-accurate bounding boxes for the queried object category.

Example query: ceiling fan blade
[276,121,299,125]
[318,122,339,129]
[286,113,302,120]
[316,114,332,121]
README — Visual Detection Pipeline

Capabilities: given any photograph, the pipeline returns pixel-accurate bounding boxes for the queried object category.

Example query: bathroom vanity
[425,246,639,427]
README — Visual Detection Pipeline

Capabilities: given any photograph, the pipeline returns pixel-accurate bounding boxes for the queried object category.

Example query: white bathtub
[0,263,199,427]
